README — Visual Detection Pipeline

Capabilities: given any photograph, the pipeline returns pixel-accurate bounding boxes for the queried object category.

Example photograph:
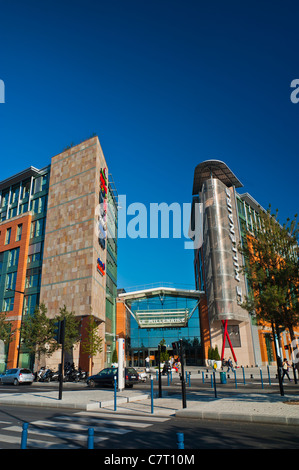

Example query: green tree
[80,314,103,375]
[0,312,14,344]
[21,303,56,367]
[54,305,81,353]
[239,207,299,373]
[159,339,169,362]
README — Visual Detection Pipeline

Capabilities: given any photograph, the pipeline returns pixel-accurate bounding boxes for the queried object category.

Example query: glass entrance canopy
[119,286,204,329]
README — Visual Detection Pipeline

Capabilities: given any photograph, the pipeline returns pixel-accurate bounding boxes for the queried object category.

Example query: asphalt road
[0,401,298,451]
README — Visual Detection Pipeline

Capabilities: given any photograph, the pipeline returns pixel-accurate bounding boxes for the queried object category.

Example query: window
[1,190,9,208]
[27,242,43,264]
[20,179,31,199]
[19,202,28,214]
[8,248,19,268]
[5,272,17,291]
[16,224,22,241]
[11,185,19,204]
[3,296,14,312]
[30,218,45,239]
[31,196,47,215]
[8,207,17,219]
[5,228,11,245]
[25,267,41,288]
[23,293,39,315]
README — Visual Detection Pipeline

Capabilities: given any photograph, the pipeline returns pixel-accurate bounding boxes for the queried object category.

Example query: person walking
[227,357,234,373]
[282,358,292,382]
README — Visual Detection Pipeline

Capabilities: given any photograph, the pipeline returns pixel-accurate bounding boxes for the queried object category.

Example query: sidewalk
[0,365,298,426]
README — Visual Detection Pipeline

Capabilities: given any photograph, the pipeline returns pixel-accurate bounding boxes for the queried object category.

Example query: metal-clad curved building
[190,160,257,366]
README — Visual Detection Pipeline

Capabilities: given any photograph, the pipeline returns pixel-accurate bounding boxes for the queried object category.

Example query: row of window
[1,175,48,209]
[1,224,23,245]
[0,195,48,222]
[1,217,46,249]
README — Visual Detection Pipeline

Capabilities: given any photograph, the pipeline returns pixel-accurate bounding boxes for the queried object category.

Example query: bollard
[202,371,205,383]
[213,371,217,398]
[188,372,191,387]
[260,368,264,389]
[114,375,117,411]
[151,376,154,414]
[21,422,29,449]
[177,432,184,449]
[267,365,271,386]
[234,370,237,389]
[171,370,172,383]
[88,428,94,449]
[242,366,246,385]
[156,370,158,381]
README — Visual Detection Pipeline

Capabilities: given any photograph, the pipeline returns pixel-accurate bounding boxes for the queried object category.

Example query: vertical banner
[117,338,125,391]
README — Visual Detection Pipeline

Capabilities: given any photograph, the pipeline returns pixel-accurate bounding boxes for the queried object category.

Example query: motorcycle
[39,368,59,382]
[36,366,46,381]
[64,366,80,382]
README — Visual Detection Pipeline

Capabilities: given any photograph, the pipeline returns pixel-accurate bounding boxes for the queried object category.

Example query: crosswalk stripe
[0,410,168,448]
[57,415,155,428]
[3,425,110,442]
[0,435,81,449]
[76,411,170,422]
[22,420,132,434]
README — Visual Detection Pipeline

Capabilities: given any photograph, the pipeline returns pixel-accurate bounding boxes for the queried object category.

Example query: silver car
[1,368,34,386]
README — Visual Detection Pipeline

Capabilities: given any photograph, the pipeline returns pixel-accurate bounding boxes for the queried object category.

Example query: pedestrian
[227,357,234,373]
[282,358,292,382]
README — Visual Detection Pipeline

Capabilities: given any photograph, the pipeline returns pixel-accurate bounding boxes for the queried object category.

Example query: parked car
[86,367,139,388]
[0,368,34,386]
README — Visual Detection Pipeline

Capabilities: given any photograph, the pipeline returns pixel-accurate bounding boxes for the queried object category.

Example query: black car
[86,367,139,388]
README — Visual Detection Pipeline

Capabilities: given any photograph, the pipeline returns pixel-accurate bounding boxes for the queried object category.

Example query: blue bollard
[21,422,29,449]
[202,371,205,383]
[242,366,246,385]
[88,427,94,449]
[177,432,184,449]
[267,365,271,386]
[188,372,191,387]
[234,370,237,388]
[156,370,158,381]
[260,368,264,389]
[114,375,117,411]
[151,377,154,414]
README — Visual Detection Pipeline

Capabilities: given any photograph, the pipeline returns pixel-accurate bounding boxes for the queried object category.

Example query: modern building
[0,136,118,373]
[189,159,298,366]
[116,285,204,366]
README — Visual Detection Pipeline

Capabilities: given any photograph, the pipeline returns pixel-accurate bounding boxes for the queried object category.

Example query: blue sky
[0,0,298,290]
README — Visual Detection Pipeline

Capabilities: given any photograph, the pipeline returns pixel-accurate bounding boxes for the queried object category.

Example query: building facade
[116,286,203,366]
[190,160,298,367]
[0,137,117,373]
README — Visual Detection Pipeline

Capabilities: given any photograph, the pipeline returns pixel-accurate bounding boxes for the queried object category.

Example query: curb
[0,393,151,411]
[174,409,299,426]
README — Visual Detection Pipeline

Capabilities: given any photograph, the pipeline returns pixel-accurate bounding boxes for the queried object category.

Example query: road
[0,401,298,450]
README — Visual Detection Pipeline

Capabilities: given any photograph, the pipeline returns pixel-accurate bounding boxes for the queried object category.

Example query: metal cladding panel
[201,178,248,323]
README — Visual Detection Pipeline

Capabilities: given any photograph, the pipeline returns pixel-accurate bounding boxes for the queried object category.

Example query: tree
[80,314,103,375]
[159,339,169,362]
[0,312,14,345]
[21,303,56,368]
[54,305,81,353]
[239,207,299,373]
